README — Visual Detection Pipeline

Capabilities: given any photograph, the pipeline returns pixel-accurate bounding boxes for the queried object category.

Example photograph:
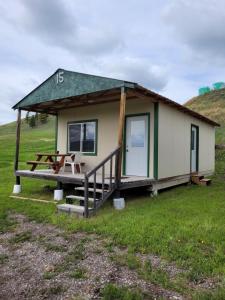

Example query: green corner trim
[123,113,150,177]
[154,103,159,179]
[67,119,98,156]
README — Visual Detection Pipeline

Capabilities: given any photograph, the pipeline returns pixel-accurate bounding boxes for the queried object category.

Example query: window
[68,120,97,155]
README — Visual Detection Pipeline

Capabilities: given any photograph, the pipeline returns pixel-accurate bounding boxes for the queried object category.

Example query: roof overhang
[12,69,220,127]
[14,86,141,115]
[135,85,220,127]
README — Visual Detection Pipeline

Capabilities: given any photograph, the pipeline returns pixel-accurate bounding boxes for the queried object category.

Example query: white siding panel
[158,103,215,179]
[57,98,154,177]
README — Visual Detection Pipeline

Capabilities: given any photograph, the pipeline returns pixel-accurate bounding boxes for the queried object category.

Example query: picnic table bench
[27,153,69,174]
[27,153,85,174]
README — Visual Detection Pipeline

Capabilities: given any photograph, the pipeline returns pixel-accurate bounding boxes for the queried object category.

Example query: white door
[191,126,198,173]
[125,115,148,176]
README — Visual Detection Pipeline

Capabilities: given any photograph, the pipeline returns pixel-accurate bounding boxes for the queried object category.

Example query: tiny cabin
[12,69,219,217]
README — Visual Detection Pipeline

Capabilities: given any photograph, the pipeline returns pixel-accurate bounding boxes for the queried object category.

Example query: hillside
[185,88,225,126]
[185,88,225,144]
[0,116,55,164]
[0,115,55,136]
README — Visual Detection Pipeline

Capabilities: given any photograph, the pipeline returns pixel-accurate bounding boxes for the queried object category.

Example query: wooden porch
[15,169,154,190]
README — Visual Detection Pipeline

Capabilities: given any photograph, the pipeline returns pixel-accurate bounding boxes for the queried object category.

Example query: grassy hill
[0,117,55,164]
[185,88,225,144]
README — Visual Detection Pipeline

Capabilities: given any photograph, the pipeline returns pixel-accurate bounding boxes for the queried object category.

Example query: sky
[1,0,225,124]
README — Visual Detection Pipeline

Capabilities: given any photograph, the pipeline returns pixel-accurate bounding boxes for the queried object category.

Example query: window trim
[67,119,98,156]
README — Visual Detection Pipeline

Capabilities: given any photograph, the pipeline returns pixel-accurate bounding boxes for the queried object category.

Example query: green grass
[0,118,225,298]
[43,271,56,280]
[101,284,145,300]
[69,267,86,279]
[0,254,9,264]
[9,231,32,244]
[43,242,67,252]
[0,211,16,233]
[111,253,142,270]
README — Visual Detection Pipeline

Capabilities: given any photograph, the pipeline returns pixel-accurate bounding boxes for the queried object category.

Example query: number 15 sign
[56,71,64,84]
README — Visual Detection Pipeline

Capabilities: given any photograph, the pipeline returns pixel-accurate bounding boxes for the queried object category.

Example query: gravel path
[0,214,188,299]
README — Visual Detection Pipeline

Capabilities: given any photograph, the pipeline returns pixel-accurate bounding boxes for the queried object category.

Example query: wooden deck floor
[16,169,154,189]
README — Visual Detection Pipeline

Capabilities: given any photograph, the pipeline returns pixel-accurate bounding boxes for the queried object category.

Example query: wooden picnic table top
[28,152,85,174]
[35,153,69,157]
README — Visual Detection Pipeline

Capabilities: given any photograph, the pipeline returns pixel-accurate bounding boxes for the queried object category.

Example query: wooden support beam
[117,86,126,182]
[14,109,21,185]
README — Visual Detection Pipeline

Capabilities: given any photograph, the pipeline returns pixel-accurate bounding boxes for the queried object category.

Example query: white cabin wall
[57,98,154,177]
[158,103,215,179]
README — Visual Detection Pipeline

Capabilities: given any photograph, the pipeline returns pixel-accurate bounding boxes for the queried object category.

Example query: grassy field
[0,119,225,299]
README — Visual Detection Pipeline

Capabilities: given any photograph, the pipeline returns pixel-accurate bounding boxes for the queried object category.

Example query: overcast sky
[1,0,225,124]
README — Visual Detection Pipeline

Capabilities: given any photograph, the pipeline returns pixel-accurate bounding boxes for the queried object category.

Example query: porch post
[117,86,126,184]
[14,109,21,191]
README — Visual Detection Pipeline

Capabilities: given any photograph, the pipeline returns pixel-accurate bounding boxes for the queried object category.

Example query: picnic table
[27,153,70,174]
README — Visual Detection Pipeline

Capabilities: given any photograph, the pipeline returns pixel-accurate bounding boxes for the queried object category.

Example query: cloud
[1,0,225,124]
[21,0,76,47]
[163,0,225,63]
[102,57,168,91]
[4,0,123,56]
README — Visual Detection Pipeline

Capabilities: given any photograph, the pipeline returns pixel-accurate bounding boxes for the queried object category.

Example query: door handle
[126,148,129,152]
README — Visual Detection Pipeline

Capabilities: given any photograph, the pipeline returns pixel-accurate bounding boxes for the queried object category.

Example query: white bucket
[13,184,21,194]
[113,198,125,210]
[54,189,63,201]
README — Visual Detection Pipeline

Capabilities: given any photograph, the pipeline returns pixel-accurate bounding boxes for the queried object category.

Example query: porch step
[75,187,108,193]
[57,204,92,214]
[191,175,204,185]
[66,195,99,203]
[199,178,211,186]
[191,174,211,186]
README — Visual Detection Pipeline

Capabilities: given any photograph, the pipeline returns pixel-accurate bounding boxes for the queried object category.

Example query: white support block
[113,198,125,210]
[151,190,158,197]
[54,189,63,201]
[13,184,21,194]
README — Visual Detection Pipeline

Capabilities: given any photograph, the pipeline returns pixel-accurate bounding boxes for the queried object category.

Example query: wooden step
[66,195,99,203]
[191,175,204,184]
[199,178,212,186]
[57,204,91,214]
[75,187,108,193]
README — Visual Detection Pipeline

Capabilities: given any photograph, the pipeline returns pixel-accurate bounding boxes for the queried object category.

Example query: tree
[25,112,30,124]
[35,112,39,123]
[29,115,36,128]
[39,113,49,124]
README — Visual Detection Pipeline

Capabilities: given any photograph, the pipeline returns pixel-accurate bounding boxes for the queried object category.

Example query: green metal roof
[13,69,136,109]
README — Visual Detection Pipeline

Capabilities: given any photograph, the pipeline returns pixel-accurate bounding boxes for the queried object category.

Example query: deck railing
[84,146,121,217]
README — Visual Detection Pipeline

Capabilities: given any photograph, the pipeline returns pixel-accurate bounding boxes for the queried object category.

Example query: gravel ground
[0,214,213,300]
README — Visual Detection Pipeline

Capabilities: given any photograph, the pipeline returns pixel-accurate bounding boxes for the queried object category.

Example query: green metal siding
[13,69,135,109]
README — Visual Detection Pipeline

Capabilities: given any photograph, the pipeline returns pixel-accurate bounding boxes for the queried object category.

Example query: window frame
[67,119,98,156]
